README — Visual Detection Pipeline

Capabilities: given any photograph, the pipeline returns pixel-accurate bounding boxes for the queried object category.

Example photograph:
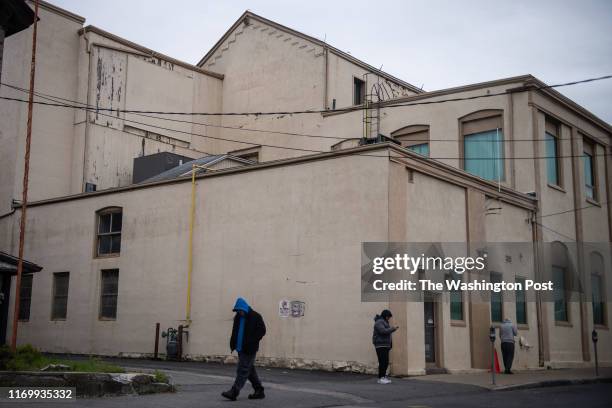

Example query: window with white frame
[96,208,122,257]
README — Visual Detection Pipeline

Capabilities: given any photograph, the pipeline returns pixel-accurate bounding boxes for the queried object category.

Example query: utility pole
[11,0,39,351]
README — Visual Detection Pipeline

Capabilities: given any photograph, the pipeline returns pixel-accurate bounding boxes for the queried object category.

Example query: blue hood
[233,297,250,313]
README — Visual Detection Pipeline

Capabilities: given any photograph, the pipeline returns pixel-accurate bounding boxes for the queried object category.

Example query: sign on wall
[279,299,305,318]
[279,299,290,317]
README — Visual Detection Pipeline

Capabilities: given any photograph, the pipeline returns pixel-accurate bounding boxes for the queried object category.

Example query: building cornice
[79,25,224,80]
[523,79,612,134]
[13,143,536,211]
[321,75,535,118]
[321,75,612,137]
[28,0,85,24]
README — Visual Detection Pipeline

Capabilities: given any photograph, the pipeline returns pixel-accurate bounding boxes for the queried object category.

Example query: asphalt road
[2,357,610,407]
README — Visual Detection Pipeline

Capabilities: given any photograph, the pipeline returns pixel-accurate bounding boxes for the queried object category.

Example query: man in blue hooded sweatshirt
[222,297,267,401]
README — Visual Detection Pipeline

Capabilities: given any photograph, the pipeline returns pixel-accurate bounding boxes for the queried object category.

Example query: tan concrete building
[0,1,610,374]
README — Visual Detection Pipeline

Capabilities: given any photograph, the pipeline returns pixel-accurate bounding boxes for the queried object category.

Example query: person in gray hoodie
[372,309,398,384]
[499,318,518,374]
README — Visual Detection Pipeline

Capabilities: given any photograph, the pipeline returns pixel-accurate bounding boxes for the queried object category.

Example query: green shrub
[0,345,124,373]
[6,344,46,371]
[67,357,124,373]
[0,345,12,370]
[153,370,168,383]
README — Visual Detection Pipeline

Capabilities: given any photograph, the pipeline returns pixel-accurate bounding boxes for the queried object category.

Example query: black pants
[375,347,390,378]
[232,352,263,393]
[501,342,515,372]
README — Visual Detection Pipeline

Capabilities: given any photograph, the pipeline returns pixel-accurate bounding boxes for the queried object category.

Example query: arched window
[390,125,430,157]
[551,241,569,322]
[459,110,504,181]
[590,252,606,326]
[95,207,123,257]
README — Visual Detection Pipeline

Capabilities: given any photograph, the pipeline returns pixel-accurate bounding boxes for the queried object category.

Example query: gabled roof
[197,10,423,94]
[141,154,254,183]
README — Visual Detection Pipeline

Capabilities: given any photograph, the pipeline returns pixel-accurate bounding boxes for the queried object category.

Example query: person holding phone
[372,309,398,384]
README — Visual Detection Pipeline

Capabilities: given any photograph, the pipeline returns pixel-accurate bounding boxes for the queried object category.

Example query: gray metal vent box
[133,152,193,184]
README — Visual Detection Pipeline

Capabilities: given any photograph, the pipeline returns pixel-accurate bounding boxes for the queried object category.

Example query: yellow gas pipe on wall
[186,164,207,326]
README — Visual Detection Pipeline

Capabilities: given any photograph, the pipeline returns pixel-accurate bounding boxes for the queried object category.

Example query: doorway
[424,292,443,372]
[0,274,11,345]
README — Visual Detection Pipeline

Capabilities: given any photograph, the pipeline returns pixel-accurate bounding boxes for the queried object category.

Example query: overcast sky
[51,0,612,123]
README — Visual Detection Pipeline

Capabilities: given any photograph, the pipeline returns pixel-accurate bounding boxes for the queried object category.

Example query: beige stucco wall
[1,147,559,373]
[406,173,470,372]
[197,16,418,163]
[0,5,225,206]
[0,5,83,213]
[76,33,224,192]
[4,153,391,371]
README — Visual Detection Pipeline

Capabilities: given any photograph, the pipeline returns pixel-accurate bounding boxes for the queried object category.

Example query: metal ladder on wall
[362,73,392,141]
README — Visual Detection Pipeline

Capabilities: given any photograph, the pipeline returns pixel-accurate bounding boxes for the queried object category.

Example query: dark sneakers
[248,388,265,399]
[221,388,239,401]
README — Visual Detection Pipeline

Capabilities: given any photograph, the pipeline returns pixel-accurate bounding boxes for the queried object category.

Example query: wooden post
[154,323,160,360]
[177,325,183,361]
[11,0,39,351]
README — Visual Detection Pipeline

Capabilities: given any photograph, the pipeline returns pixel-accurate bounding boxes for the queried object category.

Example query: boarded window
[96,208,122,256]
[18,274,34,321]
[51,272,69,320]
[99,269,119,319]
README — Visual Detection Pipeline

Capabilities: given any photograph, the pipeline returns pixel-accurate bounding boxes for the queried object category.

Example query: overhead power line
[1,74,611,116]
[538,201,609,219]
[534,221,577,242]
[0,93,610,161]
[2,81,606,144]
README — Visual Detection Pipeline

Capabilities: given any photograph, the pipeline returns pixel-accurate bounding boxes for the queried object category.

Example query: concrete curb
[0,371,175,397]
[491,376,612,392]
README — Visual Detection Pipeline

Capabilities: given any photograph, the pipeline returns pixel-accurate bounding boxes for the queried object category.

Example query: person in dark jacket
[221,297,267,401]
[372,309,398,384]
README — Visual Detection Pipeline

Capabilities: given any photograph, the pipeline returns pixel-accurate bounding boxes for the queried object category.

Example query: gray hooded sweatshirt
[499,318,518,343]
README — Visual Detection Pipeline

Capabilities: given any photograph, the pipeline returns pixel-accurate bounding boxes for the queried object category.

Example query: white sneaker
[384,376,392,383]
[377,377,391,384]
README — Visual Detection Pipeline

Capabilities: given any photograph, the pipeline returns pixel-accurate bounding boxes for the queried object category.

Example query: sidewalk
[22,356,612,407]
[412,367,612,391]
